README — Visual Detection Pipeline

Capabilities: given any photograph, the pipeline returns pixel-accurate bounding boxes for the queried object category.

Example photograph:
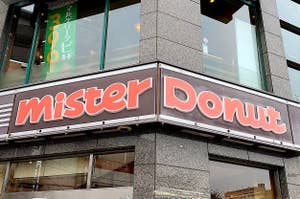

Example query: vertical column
[139,0,203,73]
[154,132,210,199]
[258,0,292,98]
[284,157,300,199]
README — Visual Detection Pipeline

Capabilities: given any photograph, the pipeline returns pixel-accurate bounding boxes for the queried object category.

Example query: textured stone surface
[261,12,281,36]
[141,0,157,15]
[141,12,157,40]
[268,74,292,98]
[248,151,284,166]
[156,133,208,170]
[157,37,202,72]
[133,164,155,199]
[158,0,201,26]
[287,184,300,199]
[135,133,156,165]
[208,143,248,160]
[259,0,279,17]
[262,32,285,57]
[140,38,157,63]
[263,53,289,80]
[156,164,210,193]
[44,138,97,154]
[157,12,202,51]
[15,145,44,158]
[97,134,137,149]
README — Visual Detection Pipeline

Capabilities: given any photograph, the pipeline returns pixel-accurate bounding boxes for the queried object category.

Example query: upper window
[201,0,263,90]
[276,0,300,28]
[210,160,277,199]
[277,0,300,102]
[0,0,140,89]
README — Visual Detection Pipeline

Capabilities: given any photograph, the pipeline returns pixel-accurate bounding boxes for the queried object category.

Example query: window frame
[209,157,282,199]
[0,0,140,89]
[200,0,268,91]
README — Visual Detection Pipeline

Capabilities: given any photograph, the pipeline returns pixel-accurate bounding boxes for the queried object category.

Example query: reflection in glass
[30,0,105,83]
[210,161,275,199]
[91,152,134,188]
[105,0,140,69]
[0,163,7,193]
[7,157,89,192]
[281,29,300,65]
[201,1,262,89]
[288,67,300,102]
[276,0,300,28]
[0,4,35,89]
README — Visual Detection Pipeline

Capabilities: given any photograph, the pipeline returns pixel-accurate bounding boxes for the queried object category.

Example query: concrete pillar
[139,0,202,73]
[258,0,293,98]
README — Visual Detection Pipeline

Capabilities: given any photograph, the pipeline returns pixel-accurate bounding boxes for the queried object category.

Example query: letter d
[164,76,197,112]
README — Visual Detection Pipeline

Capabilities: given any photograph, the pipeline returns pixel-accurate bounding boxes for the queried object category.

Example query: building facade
[0,0,299,198]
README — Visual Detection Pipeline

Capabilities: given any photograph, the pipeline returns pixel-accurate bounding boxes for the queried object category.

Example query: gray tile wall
[140,0,202,73]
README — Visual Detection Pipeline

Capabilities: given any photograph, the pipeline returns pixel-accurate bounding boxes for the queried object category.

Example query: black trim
[280,20,300,36]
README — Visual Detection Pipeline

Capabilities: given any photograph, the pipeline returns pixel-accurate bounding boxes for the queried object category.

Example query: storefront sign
[2,63,300,150]
[163,76,286,135]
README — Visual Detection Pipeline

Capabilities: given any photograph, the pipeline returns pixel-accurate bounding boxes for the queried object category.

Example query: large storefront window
[30,1,105,83]
[201,0,262,89]
[0,0,140,89]
[91,152,134,188]
[7,156,89,192]
[0,4,35,89]
[210,161,276,199]
[105,0,140,69]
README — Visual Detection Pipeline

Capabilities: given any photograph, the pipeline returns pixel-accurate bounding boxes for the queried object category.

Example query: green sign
[43,3,77,79]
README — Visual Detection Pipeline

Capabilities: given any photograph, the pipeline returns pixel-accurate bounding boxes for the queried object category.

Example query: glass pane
[288,67,300,102]
[210,161,275,199]
[91,152,134,188]
[281,29,300,64]
[276,0,300,28]
[30,0,104,83]
[7,156,89,192]
[0,4,35,89]
[201,1,262,89]
[105,0,140,69]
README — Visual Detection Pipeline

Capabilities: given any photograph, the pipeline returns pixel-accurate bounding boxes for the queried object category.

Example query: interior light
[135,23,140,32]
[210,0,215,3]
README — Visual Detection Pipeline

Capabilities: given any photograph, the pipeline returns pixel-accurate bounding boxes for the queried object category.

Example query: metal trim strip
[158,114,299,151]
[0,109,12,114]
[0,63,157,96]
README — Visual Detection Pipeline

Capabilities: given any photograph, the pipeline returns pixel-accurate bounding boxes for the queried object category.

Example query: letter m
[15,96,53,126]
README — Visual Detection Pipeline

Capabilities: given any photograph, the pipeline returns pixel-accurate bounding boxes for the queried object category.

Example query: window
[281,29,300,64]
[0,0,140,89]
[91,151,134,188]
[201,0,263,90]
[276,0,300,102]
[6,151,135,193]
[276,0,300,28]
[0,4,35,89]
[210,161,277,199]
[7,156,89,192]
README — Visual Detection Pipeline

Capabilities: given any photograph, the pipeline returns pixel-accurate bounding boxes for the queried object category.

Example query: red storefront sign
[3,63,299,150]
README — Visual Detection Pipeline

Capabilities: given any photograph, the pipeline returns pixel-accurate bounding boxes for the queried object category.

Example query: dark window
[91,151,134,188]
[209,161,277,199]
